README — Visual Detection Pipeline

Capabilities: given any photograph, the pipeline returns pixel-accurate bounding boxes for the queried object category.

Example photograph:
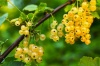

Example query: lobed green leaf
[78,56,100,66]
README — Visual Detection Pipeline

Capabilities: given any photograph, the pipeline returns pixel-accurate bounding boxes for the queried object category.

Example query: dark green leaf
[23,4,38,11]
[0,13,8,26]
[0,0,7,6]
[3,61,25,66]
[2,57,25,66]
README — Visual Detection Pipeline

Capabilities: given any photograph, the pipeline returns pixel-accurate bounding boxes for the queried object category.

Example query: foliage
[23,4,38,12]
[0,57,25,66]
[91,12,100,19]
[64,4,72,12]
[78,56,100,66]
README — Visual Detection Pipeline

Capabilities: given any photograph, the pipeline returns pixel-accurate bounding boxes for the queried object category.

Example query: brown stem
[0,0,76,63]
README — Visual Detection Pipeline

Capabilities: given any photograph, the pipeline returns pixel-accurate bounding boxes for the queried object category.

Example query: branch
[0,0,76,63]
[35,0,75,27]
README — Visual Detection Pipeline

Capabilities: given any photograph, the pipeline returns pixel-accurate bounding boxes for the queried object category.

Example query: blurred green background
[0,0,100,66]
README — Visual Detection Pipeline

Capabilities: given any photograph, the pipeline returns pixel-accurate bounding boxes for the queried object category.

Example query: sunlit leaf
[64,4,72,12]
[38,2,47,12]
[91,12,100,19]
[23,4,38,11]
[0,13,8,26]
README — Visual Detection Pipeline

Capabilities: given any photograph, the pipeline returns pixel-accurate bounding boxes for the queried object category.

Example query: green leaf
[0,0,7,6]
[78,56,100,66]
[3,61,25,66]
[91,12,100,19]
[20,12,27,21]
[27,13,33,20]
[45,7,54,12]
[2,57,25,66]
[23,4,38,11]
[0,13,8,26]
[94,57,100,66]
[97,0,100,7]
[64,4,72,12]
[38,2,47,12]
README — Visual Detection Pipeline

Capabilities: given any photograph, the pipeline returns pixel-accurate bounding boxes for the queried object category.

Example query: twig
[0,0,76,63]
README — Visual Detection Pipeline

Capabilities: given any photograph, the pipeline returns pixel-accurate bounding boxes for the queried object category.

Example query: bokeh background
[0,0,100,66]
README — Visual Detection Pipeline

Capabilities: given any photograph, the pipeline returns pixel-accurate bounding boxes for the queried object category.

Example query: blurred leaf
[20,12,27,21]
[0,13,8,26]
[27,13,33,20]
[45,7,54,12]
[2,61,25,66]
[78,56,94,66]
[97,3,100,7]
[23,3,53,13]
[78,56,100,66]
[23,4,38,11]
[38,2,47,12]
[97,0,100,7]
[64,4,72,12]
[0,0,7,6]
[91,12,100,19]
[38,2,53,13]
[2,57,25,66]
[94,57,100,66]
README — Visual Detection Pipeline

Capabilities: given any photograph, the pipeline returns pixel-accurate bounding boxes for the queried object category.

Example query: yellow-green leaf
[23,4,38,11]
